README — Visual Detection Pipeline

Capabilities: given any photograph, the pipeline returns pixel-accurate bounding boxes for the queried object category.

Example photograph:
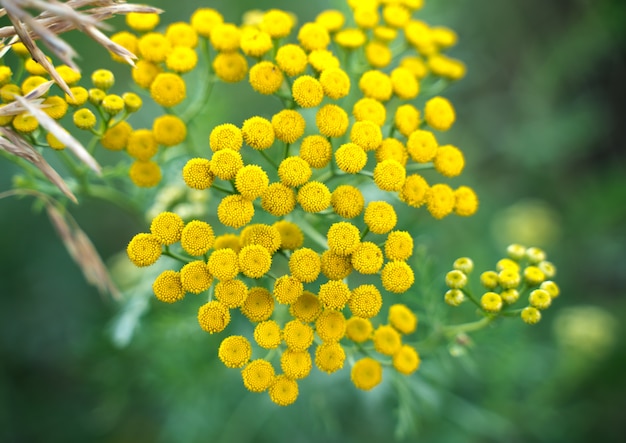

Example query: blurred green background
[1,0,625,442]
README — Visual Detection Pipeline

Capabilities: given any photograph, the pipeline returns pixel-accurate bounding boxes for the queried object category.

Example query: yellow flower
[524,266,546,286]
[240,28,273,57]
[260,9,294,39]
[498,268,521,289]
[374,325,402,355]
[335,28,367,49]
[197,301,230,333]
[501,289,520,304]
[126,12,159,32]
[351,242,384,275]
[349,284,382,319]
[110,31,138,63]
[291,75,324,108]
[242,116,275,150]
[211,148,244,180]
[129,161,161,187]
[389,304,417,334]
[365,41,392,68]
[213,52,249,83]
[283,320,314,352]
[218,336,251,369]
[127,129,158,161]
[320,250,353,280]
[152,115,186,147]
[354,6,379,29]
[383,3,411,27]
[180,260,213,294]
[407,129,437,162]
[390,67,419,100]
[42,96,68,120]
[101,121,132,151]
[166,22,198,48]
[276,44,308,76]
[281,350,312,380]
[138,33,171,64]
[445,289,465,306]
[273,220,304,250]
[150,211,184,245]
[45,133,65,150]
[241,287,274,322]
[385,231,414,261]
[254,320,281,349]
[214,234,241,252]
[208,123,242,153]
[10,42,29,57]
[214,279,248,308]
[315,342,346,374]
[540,281,560,298]
[191,8,224,38]
[290,291,322,323]
[428,54,466,80]
[381,261,415,294]
[150,73,186,108]
[88,88,105,105]
[405,20,436,55]
[249,61,284,95]
[331,185,364,219]
[308,49,340,71]
[319,280,351,311]
[298,22,330,51]
[353,97,386,126]
[238,245,272,279]
[297,181,331,213]
[316,10,345,32]
[454,257,474,274]
[393,345,420,375]
[235,165,269,200]
[454,186,479,216]
[335,143,367,174]
[538,261,557,279]
[73,108,96,130]
[425,96,456,131]
[242,360,275,393]
[395,104,421,137]
[22,76,48,95]
[434,145,465,177]
[431,26,458,48]
[345,317,373,343]
[351,357,382,391]
[481,292,503,312]
[373,159,406,192]
[123,92,142,113]
[316,104,349,138]
[446,270,468,289]
[400,174,429,208]
[289,248,321,283]
[217,195,254,229]
[319,68,350,99]
[521,306,542,325]
[273,275,303,305]
[26,57,52,76]
[315,309,346,342]
[1,84,21,103]
[91,69,115,90]
[426,183,455,219]
[239,224,282,254]
[182,158,214,190]
[180,220,215,257]
[65,86,88,106]
[261,183,296,217]
[299,135,332,168]
[210,23,241,52]
[359,70,392,101]
[327,222,361,256]
[350,120,383,151]
[166,46,198,73]
[526,247,547,264]
[152,270,184,303]
[269,375,299,406]
[374,26,398,42]
[364,201,397,234]
[272,109,306,144]
[480,270,499,290]
[132,60,162,89]
[127,233,161,267]
[529,289,552,310]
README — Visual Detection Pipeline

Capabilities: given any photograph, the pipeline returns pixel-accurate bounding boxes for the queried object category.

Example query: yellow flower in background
[152,270,185,303]
[351,357,382,391]
[276,44,309,76]
[150,73,186,108]
[197,301,231,334]
[249,61,284,95]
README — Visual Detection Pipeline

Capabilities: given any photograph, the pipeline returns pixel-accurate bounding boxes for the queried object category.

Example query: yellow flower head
[365,41,392,68]
[315,309,346,342]
[395,104,421,137]
[385,231,414,261]
[454,257,475,274]
[405,20,435,55]
[390,67,419,99]
[240,28,273,57]
[166,46,198,73]
[373,159,406,192]
[197,301,230,334]
[241,287,274,322]
[238,245,272,279]
[538,261,556,279]
[327,222,361,256]
[65,86,89,106]
[22,75,48,95]
[529,289,552,310]
[213,52,249,83]
[315,342,346,374]
[126,12,159,32]
[389,304,417,334]
[242,116,275,150]
[434,145,465,177]
[290,291,322,323]
[353,97,386,126]
[217,195,254,229]
[90,69,114,91]
[319,280,351,311]
[346,317,374,343]
[331,185,364,219]
[132,60,162,89]
[182,158,214,190]
[383,3,411,27]
[335,28,367,49]
[73,108,96,130]
[335,142,367,174]
[373,325,402,355]
[540,281,560,298]
[454,186,479,217]
[350,120,383,151]
[101,121,132,151]
[191,8,224,38]
[283,320,315,352]
[180,260,213,294]
[349,284,382,319]
[1,84,21,103]
[521,306,542,325]
[127,233,161,267]
[364,201,397,234]
[407,129,437,163]
[446,270,468,289]
[150,211,184,245]
[281,350,312,380]
[45,133,65,150]
[42,96,68,120]
[299,135,332,168]
[242,359,275,393]
[359,70,393,101]
[291,75,324,108]
[276,44,308,76]
[260,9,294,39]
[379,139,407,165]
[498,268,520,289]
[254,320,281,349]
[269,375,299,406]
[166,22,198,48]
[273,275,303,305]
[308,49,340,71]
[393,345,420,375]
[319,68,350,99]
[428,54,466,80]
[431,26,458,48]
[289,248,321,283]
[316,104,349,138]
[110,31,138,63]
[150,73,186,108]
[481,292,503,313]
[526,247,547,264]
[10,42,29,57]
[235,164,269,200]
[152,115,186,147]
[88,88,106,106]
[239,224,282,254]
[426,183,455,219]
[272,109,306,144]
[127,129,158,161]
[123,92,143,113]
[138,33,171,63]
[501,289,520,304]
[214,279,248,308]
[320,250,353,280]
[152,270,184,303]
[480,270,499,290]
[129,161,161,187]
[351,357,382,391]
[214,234,241,252]
[274,220,304,250]
[249,61,284,95]
[316,10,345,32]
[374,26,398,43]
[400,173,429,208]
[351,242,384,275]
[181,220,215,256]
[297,181,331,213]
[445,289,465,306]
[424,96,456,131]
[261,183,296,217]
[210,23,241,52]
[211,148,244,180]
[298,22,330,51]
[381,261,415,294]
[218,336,251,369]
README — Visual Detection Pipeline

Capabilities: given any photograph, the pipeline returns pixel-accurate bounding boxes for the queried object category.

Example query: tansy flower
[359,70,393,101]
[393,345,420,375]
[214,234,241,252]
[166,46,198,73]
[150,73,186,108]
[335,28,367,49]
[289,248,321,283]
[254,320,281,349]
[260,9,293,39]
[364,201,397,234]
[210,23,241,52]
[381,261,415,294]
[150,211,184,245]
[320,250,353,280]
[521,306,542,325]
[315,10,345,32]
[316,104,349,138]
[126,12,159,32]
[273,275,303,305]
[272,109,306,144]
[45,133,65,150]
[319,68,350,99]
[91,69,115,90]
[73,109,96,130]
[424,96,456,131]
[501,289,520,304]
[445,289,465,306]
[481,292,503,312]
[182,158,214,190]
[315,309,346,342]
[318,280,351,311]
[365,41,392,68]
[127,129,158,161]
[249,61,284,95]
[1,84,21,103]
[213,52,249,83]
[297,181,331,213]
[138,33,171,64]
[42,96,68,119]
[353,6,379,29]
[407,129,438,163]
[238,245,272,279]
[197,301,230,333]
[88,88,106,106]
[218,336,251,369]
[269,375,299,406]
[454,257,474,274]
[431,26,458,48]
[180,260,213,294]
[123,92,142,113]
[335,143,367,174]
[446,270,468,289]
[331,185,364,218]
[351,242,384,274]
[434,145,465,177]
[101,121,132,151]
[214,279,248,308]
[239,224,282,254]
[400,174,429,208]
[345,317,373,343]
[385,231,414,261]
[383,3,411,28]
[127,233,161,267]
[506,243,527,260]
[26,57,51,75]
[152,270,185,303]
[428,54,466,80]
[378,139,407,165]
[426,183,455,219]
[389,304,417,334]
[529,289,552,310]
[299,135,332,168]
[308,49,340,71]
[153,115,187,147]
[166,22,198,48]
[373,325,402,356]
[65,86,89,106]
[454,186,479,216]
[210,148,244,180]
[353,97,386,126]
[327,222,361,256]
[242,116,275,150]
[242,360,275,393]
[405,20,435,55]
[374,26,398,42]
[235,165,269,200]
[290,291,322,323]
[241,287,274,322]
[349,284,382,319]
[191,8,224,38]
[110,31,138,63]
[351,357,382,391]
[283,320,314,352]
[315,341,346,374]
[350,120,383,151]
[240,28,273,57]
[209,124,242,152]
[538,261,557,279]
[480,270,499,290]
[395,104,421,137]
[261,183,296,216]
[129,161,161,187]
[499,268,521,289]
[390,67,419,99]
[541,281,560,298]
[298,22,330,51]
[181,220,215,256]
[292,75,324,108]
[273,221,304,250]
[526,247,547,264]
[281,350,312,380]
[373,159,406,192]
[217,195,254,228]
[132,60,162,89]
[276,44,308,76]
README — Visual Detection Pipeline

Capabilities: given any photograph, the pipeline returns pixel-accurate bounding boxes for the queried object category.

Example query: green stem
[181,38,215,124]
[211,184,236,195]
[163,246,192,264]
[360,226,370,241]
[258,149,279,170]
[442,315,495,338]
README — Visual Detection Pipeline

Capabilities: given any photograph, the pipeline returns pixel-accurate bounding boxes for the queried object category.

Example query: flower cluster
[445,245,560,324]
[125,0,481,406]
